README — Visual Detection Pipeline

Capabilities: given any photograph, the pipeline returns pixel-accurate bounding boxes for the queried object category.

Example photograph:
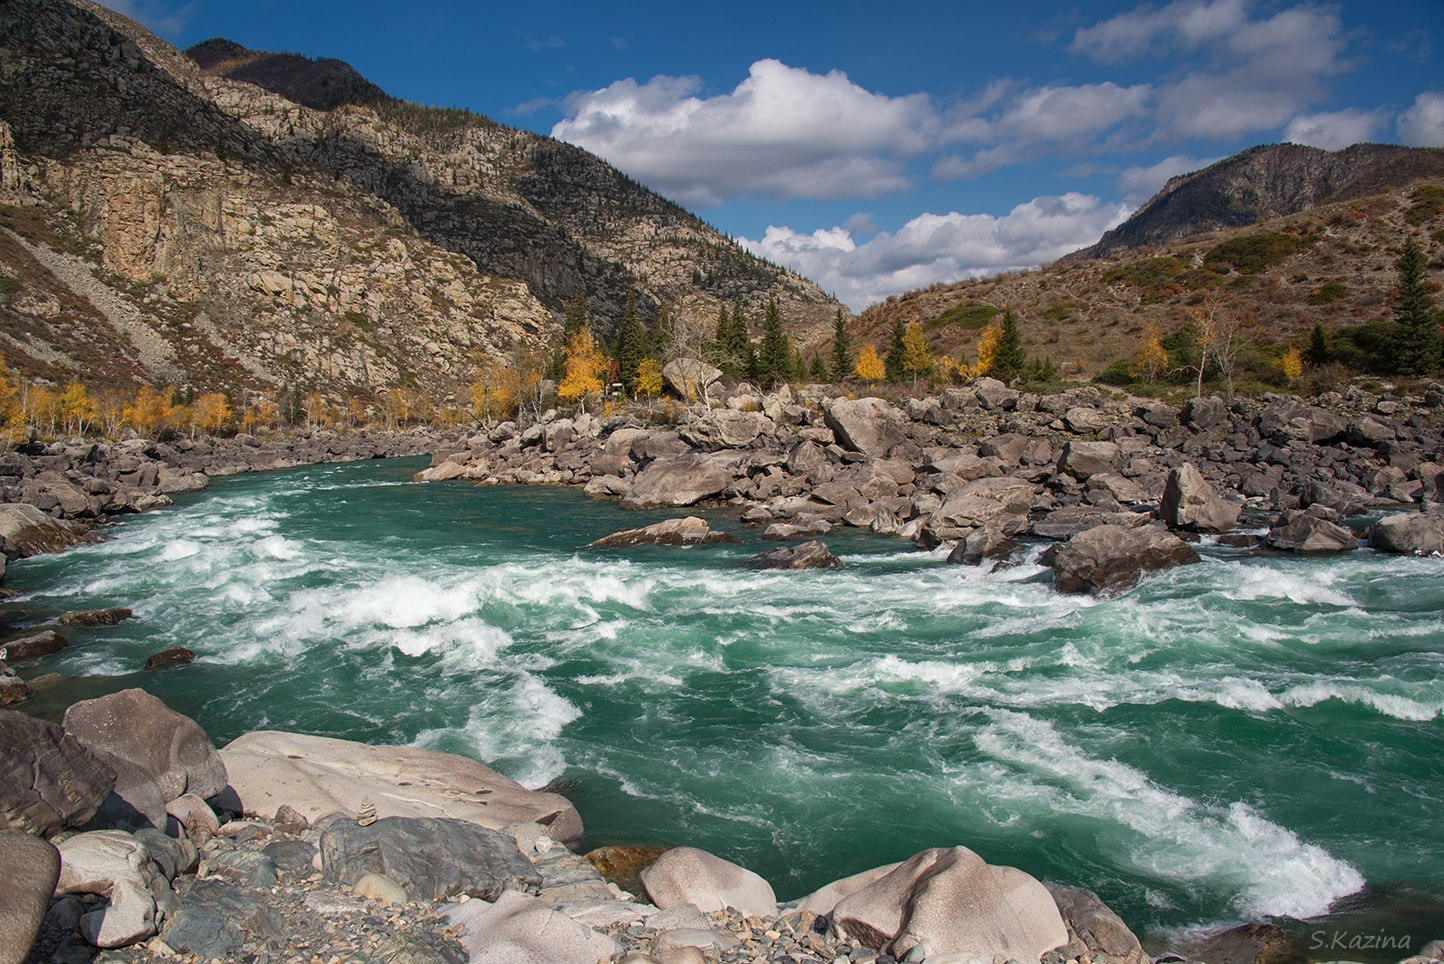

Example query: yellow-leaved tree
[636,357,664,398]
[558,327,607,412]
[0,352,19,440]
[900,321,934,389]
[1130,323,1169,383]
[193,393,233,435]
[124,385,172,436]
[854,344,885,385]
[58,381,96,436]
[1278,347,1304,382]
[975,319,1003,376]
[470,358,519,427]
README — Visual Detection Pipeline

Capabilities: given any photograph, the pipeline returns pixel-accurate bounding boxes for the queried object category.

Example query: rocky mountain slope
[857,172,1444,378]
[0,0,841,407]
[1072,143,1444,261]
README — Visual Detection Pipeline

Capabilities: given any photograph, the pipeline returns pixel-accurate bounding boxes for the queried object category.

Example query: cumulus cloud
[1073,0,1349,142]
[97,0,194,37]
[741,194,1130,312]
[1284,109,1384,150]
[1398,92,1444,147]
[1117,154,1221,204]
[551,59,934,205]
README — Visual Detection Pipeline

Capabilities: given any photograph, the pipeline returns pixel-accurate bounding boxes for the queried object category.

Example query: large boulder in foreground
[315,813,540,901]
[217,730,583,847]
[442,889,621,964]
[1368,511,1444,556]
[828,847,1066,962]
[0,710,114,836]
[54,830,165,948]
[823,397,908,457]
[742,540,842,571]
[1052,525,1200,595]
[640,846,778,917]
[1161,463,1240,533]
[0,830,60,961]
[62,688,226,802]
[620,454,733,509]
[586,516,737,549]
[0,503,81,557]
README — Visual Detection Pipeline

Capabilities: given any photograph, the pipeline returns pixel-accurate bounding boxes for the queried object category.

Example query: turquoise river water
[6,457,1443,951]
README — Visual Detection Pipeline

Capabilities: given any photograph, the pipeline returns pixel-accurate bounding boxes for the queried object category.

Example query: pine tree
[808,353,828,381]
[757,298,791,386]
[884,320,907,383]
[829,308,853,381]
[1305,324,1331,366]
[990,308,1027,383]
[715,302,753,378]
[612,292,648,395]
[1391,235,1441,375]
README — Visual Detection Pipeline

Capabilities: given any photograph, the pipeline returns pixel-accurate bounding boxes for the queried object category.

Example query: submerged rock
[1052,524,1200,595]
[742,540,843,571]
[144,646,196,670]
[58,607,133,627]
[586,516,737,549]
[0,630,68,662]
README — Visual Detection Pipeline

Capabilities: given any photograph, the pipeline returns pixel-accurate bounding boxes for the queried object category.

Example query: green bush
[1094,357,1138,386]
[1204,232,1315,275]
[1307,281,1350,305]
[1329,322,1394,373]
[925,302,998,333]
[1404,185,1444,226]
[0,275,21,295]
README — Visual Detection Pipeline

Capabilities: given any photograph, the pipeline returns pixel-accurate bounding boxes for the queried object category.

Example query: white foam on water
[1222,563,1356,607]
[972,709,1365,921]
[444,672,581,787]
[1280,682,1442,721]
[250,535,302,561]
[159,540,203,562]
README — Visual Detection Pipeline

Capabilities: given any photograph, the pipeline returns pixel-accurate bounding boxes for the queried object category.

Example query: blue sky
[107,0,1444,309]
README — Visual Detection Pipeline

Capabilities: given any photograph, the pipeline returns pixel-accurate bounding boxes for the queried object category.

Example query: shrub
[1307,281,1350,305]
[1404,185,1444,226]
[925,302,999,333]
[0,275,21,295]
[1204,232,1316,275]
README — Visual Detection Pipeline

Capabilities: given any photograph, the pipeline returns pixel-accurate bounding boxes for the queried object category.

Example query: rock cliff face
[0,0,842,405]
[1073,143,1444,260]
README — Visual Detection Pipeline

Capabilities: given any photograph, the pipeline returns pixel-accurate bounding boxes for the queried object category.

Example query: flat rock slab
[586,516,737,549]
[0,709,114,836]
[0,830,60,963]
[217,730,583,847]
[317,813,540,902]
[162,878,282,959]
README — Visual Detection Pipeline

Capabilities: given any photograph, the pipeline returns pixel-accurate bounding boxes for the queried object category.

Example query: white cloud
[1284,109,1384,150]
[741,194,1130,312]
[551,59,935,205]
[1072,0,1249,62]
[1117,154,1221,204]
[1398,92,1444,148]
[96,0,194,37]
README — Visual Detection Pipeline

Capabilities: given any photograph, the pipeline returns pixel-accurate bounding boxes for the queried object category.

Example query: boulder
[662,359,722,401]
[442,890,621,964]
[1161,463,1240,533]
[640,846,778,917]
[791,862,902,915]
[0,503,80,557]
[823,397,909,457]
[1058,440,1120,481]
[1052,525,1200,595]
[1181,395,1229,431]
[1265,509,1358,553]
[62,688,226,801]
[928,477,1035,539]
[1045,883,1146,964]
[584,845,670,894]
[315,813,541,901]
[946,527,1020,566]
[1368,512,1444,556]
[144,646,196,670]
[621,455,733,509]
[586,517,737,549]
[828,847,1066,961]
[86,749,168,832]
[216,730,583,846]
[0,661,29,706]
[1030,507,1150,541]
[0,830,60,963]
[58,608,133,627]
[681,410,768,450]
[742,540,843,571]
[0,630,68,662]
[54,830,162,948]
[972,377,1018,411]
[165,793,220,842]
[1181,922,1306,964]
[161,878,282,959]
[1064,406,1109,433]
[0,710,114,835]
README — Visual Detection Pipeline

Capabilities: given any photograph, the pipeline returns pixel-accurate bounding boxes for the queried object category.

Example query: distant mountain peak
[184,37,391,112]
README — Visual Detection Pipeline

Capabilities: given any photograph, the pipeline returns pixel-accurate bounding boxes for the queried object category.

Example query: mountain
[0,0,841,407]
[1071,143,1444,261]
[855,174,1444,378]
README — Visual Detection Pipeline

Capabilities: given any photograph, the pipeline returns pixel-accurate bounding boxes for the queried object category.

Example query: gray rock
[972,377,1018,410]
[1058,440,1120,481]
[1052,525,1200,595]
[442,889,621,964]
[823,397,909,457]
[621,455,733,509]
[1265,509,1358,553]
[742,540,843,571]
[682,410,768,450]
[54,830,162,949]
[0,503,80,557]
[58,608,133,627]
[1045,883,1145,964]
[1063,406,1109,433]
[1180,395,1228,431]
[161,878,282,959]
[1160,463,1240,533]
[947,527,1021,566]
[0,661,29,707]
[0,630,68,662]
[927,477,1035,540]
[792,862,903,915]
[62,688,227,801]
[640,846,778,917]
[586,516,738,549]
[0,830,60,963]
[165,792,220,841]
[316,813,540,901]
[0,709,114,836]
[261,838,318,877]
[1368,512,1444,556]
[86,748,168,832]
[662,359,722,401]
[1030,507,1150,541]
[208,848,279,888]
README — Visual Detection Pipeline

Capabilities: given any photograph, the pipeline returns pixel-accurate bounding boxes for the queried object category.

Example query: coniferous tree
[809,353,828,381]
[1305,324,1331,366]
[990,308,1027,383]
[612,292,648,394]
[829,309,853,381]
[884,320,907,382]
[1391,235,1442,375]
[790,345,805,382]
[715,302,753,379]
[757,298,791,386]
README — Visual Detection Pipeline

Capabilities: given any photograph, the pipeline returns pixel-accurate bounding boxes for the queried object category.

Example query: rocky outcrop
[0,710,114,836]
[585,516,737,549]
[1052,525,1200,595]
[742,540,843,571]
[640,846,779,917]
[216,730,583,846]
[0,503,80,557]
